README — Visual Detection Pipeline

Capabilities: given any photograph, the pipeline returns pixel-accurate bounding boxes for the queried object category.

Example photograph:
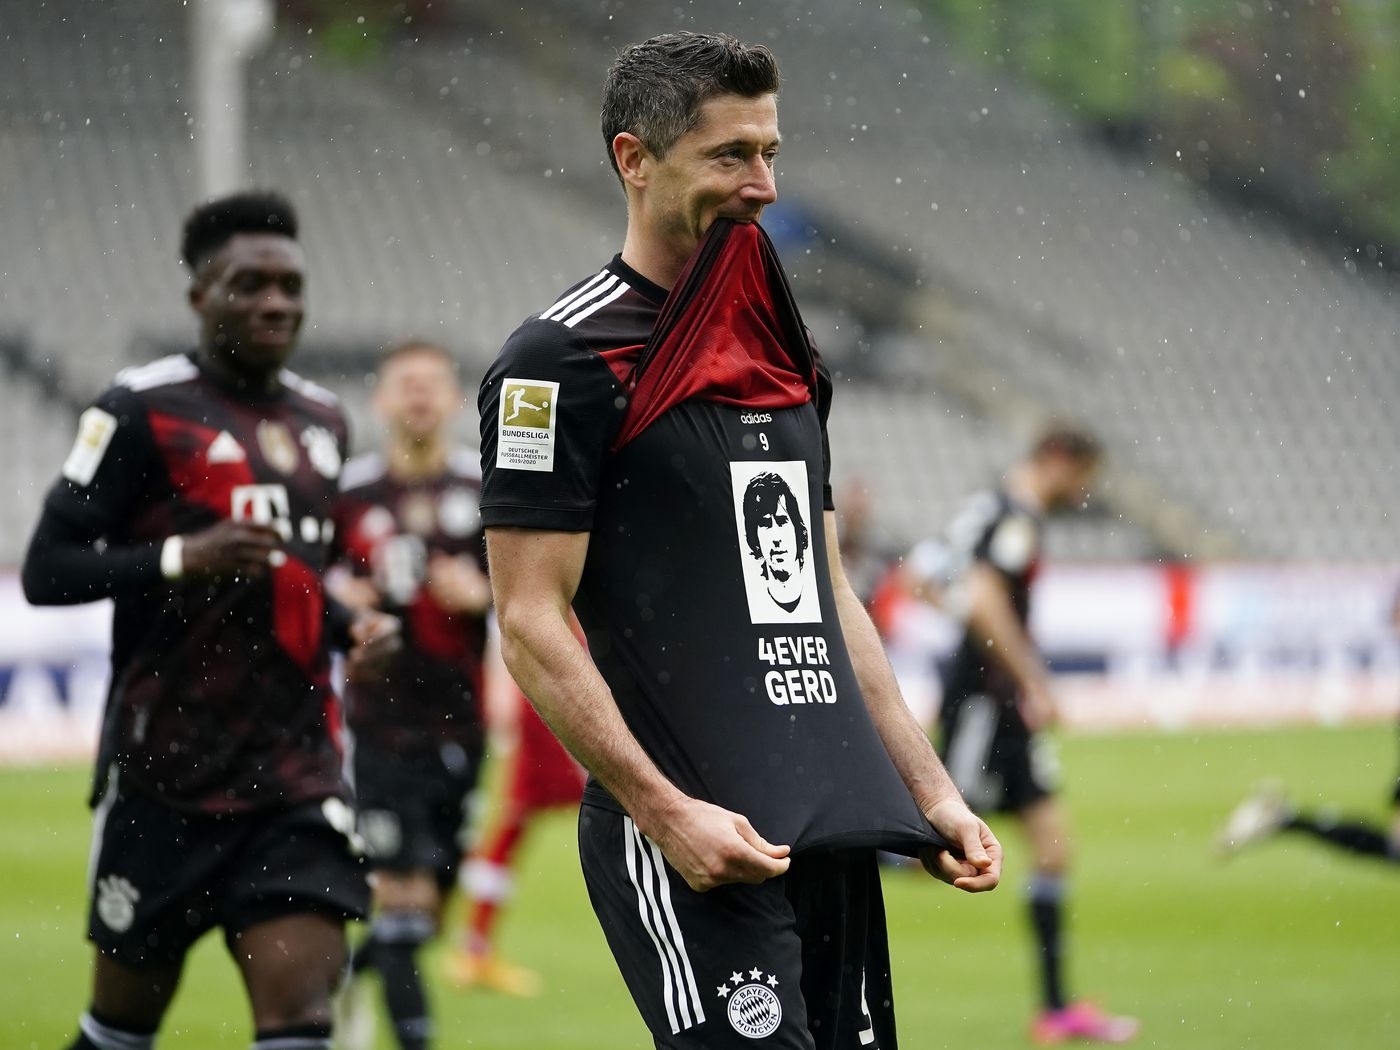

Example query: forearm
[498,606,687,835]
[22,511,161,605]
[833,578,962,812]
[967,585,1048,694]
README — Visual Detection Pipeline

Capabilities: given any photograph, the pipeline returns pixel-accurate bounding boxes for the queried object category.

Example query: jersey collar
[607,254,668,306]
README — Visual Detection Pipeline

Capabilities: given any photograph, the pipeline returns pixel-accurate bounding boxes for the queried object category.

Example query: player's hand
[644,797,791,893]
[1018,679,1058,734]
[181,520,283,578]
[425,553,493,614]
[919,796,1002,893]
[345,609,401,682]
[328,572,382,612]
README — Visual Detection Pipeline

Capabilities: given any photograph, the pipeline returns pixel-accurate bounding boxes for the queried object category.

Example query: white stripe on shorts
[623,815,706,1035]
[946,695,999,803]
[87,762,120,893]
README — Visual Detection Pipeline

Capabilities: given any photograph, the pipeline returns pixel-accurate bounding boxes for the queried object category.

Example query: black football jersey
[479,257,937,855]
[942,488,1044,705]
[40,353,350,813]
[333,449,487,756]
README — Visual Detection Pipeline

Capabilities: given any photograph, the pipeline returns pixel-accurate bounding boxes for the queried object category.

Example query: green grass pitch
[4,724,1398,1049]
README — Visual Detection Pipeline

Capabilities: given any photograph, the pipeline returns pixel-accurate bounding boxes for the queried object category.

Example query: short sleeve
[43,385,162,536]
[478,320,626,532]
[984,513,1037,575]
[947,491,1001,563]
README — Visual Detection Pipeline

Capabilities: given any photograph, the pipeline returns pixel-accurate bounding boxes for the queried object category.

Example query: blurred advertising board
[0,571,110,763]
[1035,563,1400,731]
[1,563,1397,764]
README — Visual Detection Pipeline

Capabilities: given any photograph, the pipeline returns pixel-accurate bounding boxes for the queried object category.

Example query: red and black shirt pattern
[478,255,941,856]
[332,449,487,757]
[43,353,350,813]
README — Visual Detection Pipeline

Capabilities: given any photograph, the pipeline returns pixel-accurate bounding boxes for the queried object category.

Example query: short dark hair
[1032,423,1102,465]
[742,472,809,572]
[180,190,298,271]
[602,32,780,182]
[378,338,458,376]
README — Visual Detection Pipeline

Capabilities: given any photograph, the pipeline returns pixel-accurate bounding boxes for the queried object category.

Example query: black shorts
[353,740,482,886]
[87,782,369,969]
[578,804,898,1050]
[938,692,1058,814]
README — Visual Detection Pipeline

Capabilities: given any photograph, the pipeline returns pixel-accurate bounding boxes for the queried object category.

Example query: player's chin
[238,337,296,371]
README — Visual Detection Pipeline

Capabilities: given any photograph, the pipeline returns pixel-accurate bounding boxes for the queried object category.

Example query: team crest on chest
[256,420,300,475]
[300,425,342,479]
[716,964,783,1039]
[438,486,480,537]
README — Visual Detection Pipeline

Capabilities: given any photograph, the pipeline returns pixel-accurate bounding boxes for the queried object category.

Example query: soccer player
[21,191,398,1050]
[329,340,492,1050]
[478,32,1001,1050]
[1218,591,1400,865]
[920,426,1139,1045]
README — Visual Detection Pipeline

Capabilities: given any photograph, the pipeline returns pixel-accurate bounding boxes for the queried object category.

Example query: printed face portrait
[731,461,822,624]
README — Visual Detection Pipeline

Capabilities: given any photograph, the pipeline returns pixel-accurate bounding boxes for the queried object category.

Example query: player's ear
[612,132,649,189]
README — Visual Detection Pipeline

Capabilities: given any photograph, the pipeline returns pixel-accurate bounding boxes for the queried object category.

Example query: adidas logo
[207,431,246,464]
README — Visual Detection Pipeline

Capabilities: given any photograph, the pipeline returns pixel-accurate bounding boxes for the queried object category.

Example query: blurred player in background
[21,191,398,1050]
[329,340,492,1050]
[914,425,1140,1045]
[1219,589,1400,865]
[445,630,586,996]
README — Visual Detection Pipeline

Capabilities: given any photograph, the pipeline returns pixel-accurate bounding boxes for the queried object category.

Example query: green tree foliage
[928,0,1400,247]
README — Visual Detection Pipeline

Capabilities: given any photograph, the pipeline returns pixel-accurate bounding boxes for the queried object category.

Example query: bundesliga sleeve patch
[497,378,559,472]
[61,406,118,486]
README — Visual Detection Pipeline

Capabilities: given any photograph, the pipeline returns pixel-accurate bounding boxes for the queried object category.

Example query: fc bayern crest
[95,875,140,933]
[717,966,783,1039]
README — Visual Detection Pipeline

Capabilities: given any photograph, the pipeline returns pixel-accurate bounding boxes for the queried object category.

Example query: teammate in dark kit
[329,340,491,1050]
[1219,588,1400,866]
[478,33,1000,1050]
[21,192,398,1050]
[918,427,1138,1045]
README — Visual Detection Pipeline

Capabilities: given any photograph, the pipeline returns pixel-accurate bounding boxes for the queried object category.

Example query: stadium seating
[1,0,1394,564]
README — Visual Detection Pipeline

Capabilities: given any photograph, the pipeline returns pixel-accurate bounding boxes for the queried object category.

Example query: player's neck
[619,226,684,292]
[196,348,282,397]
[1005,465,1046,512]
[386,438,448,481]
